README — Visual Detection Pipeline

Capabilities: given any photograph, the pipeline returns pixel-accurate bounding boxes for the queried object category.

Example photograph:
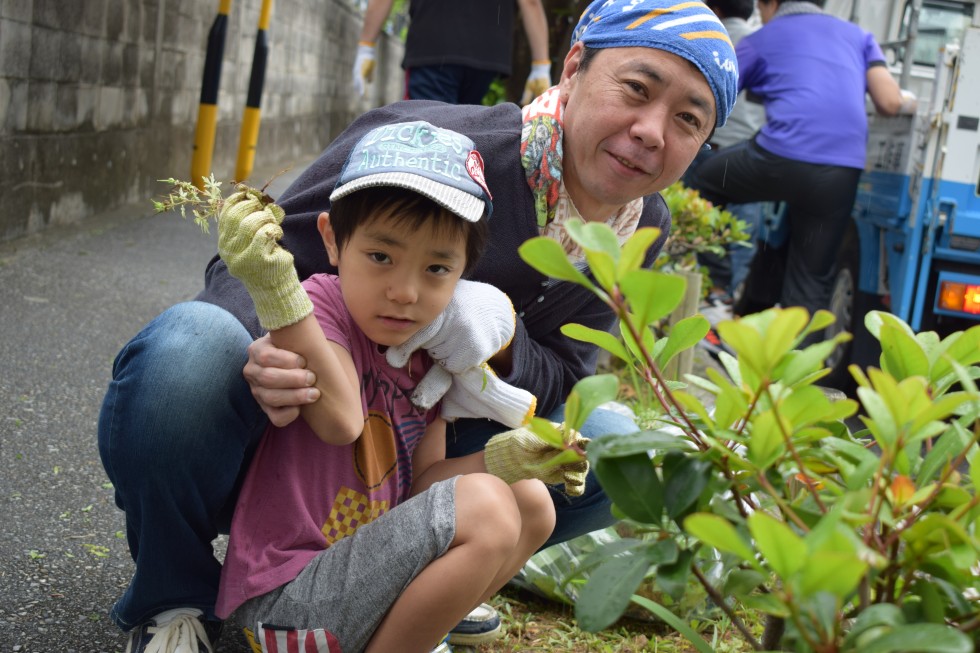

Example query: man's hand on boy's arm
[220,189,363,443]
[220,188,322,427]
[244,335,321,427]
[244,323,362,444]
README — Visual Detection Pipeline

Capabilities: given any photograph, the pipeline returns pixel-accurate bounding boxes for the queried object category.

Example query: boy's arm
[410,417,490,496]
[270,316,363,445]
[410,417,447,493]
[219,188,363,445]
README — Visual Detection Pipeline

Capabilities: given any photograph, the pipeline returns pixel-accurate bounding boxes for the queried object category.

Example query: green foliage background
[519,219,980,653]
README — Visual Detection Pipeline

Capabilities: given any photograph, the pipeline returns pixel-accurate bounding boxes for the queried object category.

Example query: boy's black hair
[706,0,755,20]
[328,186,489,276]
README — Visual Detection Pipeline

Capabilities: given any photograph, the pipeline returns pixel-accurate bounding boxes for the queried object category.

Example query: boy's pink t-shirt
[216,274,437,618]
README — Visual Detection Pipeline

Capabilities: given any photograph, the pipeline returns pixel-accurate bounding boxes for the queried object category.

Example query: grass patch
[470,584,758,652]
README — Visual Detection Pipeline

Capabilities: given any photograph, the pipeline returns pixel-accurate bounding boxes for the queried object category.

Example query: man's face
[558,43,715,221]
[318,210,466,347]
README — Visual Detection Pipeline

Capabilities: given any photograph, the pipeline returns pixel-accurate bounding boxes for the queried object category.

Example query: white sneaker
[124,608,221,653]
[447,602,502,645]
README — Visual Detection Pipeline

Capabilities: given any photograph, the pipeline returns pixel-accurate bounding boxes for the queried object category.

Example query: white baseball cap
[330,120,493,222]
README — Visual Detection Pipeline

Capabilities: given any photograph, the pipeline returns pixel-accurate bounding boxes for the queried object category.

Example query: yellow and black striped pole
[191,0,232,190]
[235,0,274,183]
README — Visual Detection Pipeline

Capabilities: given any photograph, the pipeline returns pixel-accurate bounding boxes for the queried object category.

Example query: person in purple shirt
[685,0,913,326]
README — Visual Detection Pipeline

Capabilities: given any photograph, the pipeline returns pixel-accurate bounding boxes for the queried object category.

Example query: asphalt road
[0,168,303,653]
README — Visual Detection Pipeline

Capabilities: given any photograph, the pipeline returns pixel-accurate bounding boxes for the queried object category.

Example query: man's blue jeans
[405,64,498,105]
[98,301,636,629]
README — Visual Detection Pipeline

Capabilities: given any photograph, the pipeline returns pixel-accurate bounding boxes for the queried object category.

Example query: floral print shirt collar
[520,86,643,261]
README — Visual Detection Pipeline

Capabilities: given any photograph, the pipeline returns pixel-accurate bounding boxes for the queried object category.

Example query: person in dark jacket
[98,1,738,651]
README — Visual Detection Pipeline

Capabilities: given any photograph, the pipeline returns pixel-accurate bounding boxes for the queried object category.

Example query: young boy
[211,121,585,653]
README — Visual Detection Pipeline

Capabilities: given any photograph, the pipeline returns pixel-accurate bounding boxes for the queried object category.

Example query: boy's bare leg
[481,478,555,597]
[365,474,554,653]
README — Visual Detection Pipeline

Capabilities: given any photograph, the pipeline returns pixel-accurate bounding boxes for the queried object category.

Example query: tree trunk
[664,270,703,381]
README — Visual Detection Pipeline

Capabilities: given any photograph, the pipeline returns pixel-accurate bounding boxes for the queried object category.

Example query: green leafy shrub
[657,182,749,275]
[482,78,508,106]
[519,220,980,653]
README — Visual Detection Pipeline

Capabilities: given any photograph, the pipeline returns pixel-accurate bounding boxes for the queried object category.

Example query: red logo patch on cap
[465,151,492,200]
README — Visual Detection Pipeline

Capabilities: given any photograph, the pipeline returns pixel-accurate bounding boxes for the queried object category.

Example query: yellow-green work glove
[217,188,313,331]
[484,423,589,496]
[520,61,552,106]
[351,41,376,97]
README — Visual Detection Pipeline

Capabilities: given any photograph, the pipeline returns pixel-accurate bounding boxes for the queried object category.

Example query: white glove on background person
[521,60,552,105]
[352,41,376,97]
[386,279,516,374]
[898,89,917,115]
[440,364,536,428]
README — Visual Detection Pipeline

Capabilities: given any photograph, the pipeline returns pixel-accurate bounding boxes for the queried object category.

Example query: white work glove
[521,60,552,105]
[387,279,515,371]
[352,41,376,97]
[899,89,917,114]
[439,363,536,428]
[387,279,516,407]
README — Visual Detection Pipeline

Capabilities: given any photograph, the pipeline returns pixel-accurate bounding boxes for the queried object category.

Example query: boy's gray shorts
[234,476,458,652]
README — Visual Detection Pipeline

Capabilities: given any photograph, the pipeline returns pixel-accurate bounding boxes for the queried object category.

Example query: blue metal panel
[853,168,924,323]
[854,170,913,229]
[854,170,980,328]
[935,179,980,242]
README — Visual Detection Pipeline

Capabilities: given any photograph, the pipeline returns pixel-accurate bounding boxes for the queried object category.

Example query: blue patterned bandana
[572,0,738,127]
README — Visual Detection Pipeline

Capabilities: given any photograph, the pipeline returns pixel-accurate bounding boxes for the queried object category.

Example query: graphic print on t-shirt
[320,486,388,547]
[354,410,399,490]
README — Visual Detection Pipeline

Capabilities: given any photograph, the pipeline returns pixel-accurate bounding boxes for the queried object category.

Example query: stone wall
[0,0,404,242]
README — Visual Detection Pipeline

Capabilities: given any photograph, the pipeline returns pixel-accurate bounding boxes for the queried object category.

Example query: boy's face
[318,210,467,347]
